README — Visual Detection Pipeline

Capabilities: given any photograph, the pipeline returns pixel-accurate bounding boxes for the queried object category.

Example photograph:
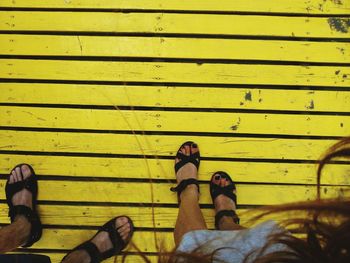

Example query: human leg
[172,142,207,246]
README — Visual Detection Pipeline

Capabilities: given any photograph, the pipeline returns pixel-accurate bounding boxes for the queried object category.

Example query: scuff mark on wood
[336,47,345,55]
[77,36,83,56]
[231,117,241,131]
[23,111,46,121]
[306,100,314,110]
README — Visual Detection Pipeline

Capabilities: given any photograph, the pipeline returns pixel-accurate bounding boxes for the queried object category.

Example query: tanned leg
[174,143,207,246]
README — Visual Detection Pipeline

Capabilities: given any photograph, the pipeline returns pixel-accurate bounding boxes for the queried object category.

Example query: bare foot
[211,173,236,214]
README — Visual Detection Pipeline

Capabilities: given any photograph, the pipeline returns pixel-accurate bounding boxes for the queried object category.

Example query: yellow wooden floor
[0,1,350,262]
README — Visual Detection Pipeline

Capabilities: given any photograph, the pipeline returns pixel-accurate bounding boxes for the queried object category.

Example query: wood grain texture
[1,59,349,87]
[0,180,346,205]
[1,35,349,63]
[1,0,349,257]
[1,154,349,185]
[1,106,349,136]
[1,12,349,38]
[1,83,350,113]
[1,0,349,14]
[0,130,337,160]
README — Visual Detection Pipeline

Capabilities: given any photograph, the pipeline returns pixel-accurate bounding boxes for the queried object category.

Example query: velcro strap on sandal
[9,205,42,247]
[215,210,240,229]
[75,242,101,263]
[170,178,199,194]
[211,184,237,205]
[174,152,200,173]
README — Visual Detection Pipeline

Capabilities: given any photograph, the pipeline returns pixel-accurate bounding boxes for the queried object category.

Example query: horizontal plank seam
[1,7,350,17]
[3,150,350,165]
[0,175,347,187]
[15,248,161,256]
[1,31,349,42]
[1,103,350,116]
[1,79,349,91]
[0,126,344,140]
[1,55,350,67]
[0,199,258,209]
[0,223,175,231]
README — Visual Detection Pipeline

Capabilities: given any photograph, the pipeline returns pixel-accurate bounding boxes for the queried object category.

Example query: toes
[15,166,22,181]
[212,174,221,184]
[183,145,190,156]
[9,170,16,183]
[118,225,131,241]
[220,178,228,187]
[21,164,32,180]
[115,217,131,241]
[190,143,199,154]
[115,217,128,228]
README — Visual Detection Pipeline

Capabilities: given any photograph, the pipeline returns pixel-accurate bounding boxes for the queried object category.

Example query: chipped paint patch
[328,18,350,33]
[245,91,252,101]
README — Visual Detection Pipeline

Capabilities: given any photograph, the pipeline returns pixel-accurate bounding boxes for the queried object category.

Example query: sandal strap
[170,178,200,201]
[9,205,42,247]
[174,142,200,173]
[210,184,237,205]
[210,171,237,207]
[64,216,134,263]
[215,210,240,229]
[6,175,38,209]
[74,241,101,263]
[99,217,127,259]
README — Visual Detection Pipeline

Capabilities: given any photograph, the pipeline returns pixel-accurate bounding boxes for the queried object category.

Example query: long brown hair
[166,136,350,263]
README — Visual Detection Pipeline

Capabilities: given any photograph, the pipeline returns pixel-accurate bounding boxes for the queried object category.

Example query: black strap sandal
[5,164,42,247]
[170,141,200,201]
[174,141,200,174]
[64,216,134,263]
[210,171,240,229]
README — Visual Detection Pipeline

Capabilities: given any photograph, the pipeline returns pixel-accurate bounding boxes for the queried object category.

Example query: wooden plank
[1,154,349,185]
[1,59,349,87]
[0,204,217,228]
[1,83,350,113]
[2,106,349,137]
[11,252,158,263]
[1,0,349,15]
[0,203,324,229]
[25,228,174,252]
[0,130,337,160]
[1,35,349,63]
[0,180,346,205]
[0,12,348,38]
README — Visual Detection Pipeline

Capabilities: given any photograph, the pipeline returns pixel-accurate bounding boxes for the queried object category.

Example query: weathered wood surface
[1,0,349,14]
[0,0,349,260]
